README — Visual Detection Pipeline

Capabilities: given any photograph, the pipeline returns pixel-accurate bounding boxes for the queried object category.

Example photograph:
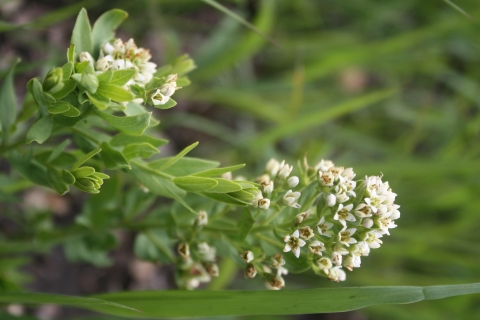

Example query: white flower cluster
[176,242,219,290]
[285,159,400,282]
[96,38,156,85]
[251,158,301,211]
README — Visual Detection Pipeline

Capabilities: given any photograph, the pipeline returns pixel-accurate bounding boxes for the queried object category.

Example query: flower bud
[270,254,285,268]
[265,274,285,290]
[204,263,219,277]
[42,67,64,93]
[196,210,208,226]
[261,180,274,195]
[265,159,280,177]
[151,89,169,105]
[178,243,190,259]
[95,56,113,72]
[165,73,178,83]
[294,210,310,226]
[362,217,374,228]
[79,51,95,69]
[326,193,336,207]
[286,176,299,188]
[245,263,257,278]
[318,170,334,187]
[258,198,270,210]
[317,257,332,271]
[277,161,293,180]
[282,190,301,208]
[240,251,254,263]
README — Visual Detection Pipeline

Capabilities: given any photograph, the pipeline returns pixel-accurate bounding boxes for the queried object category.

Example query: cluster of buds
[176,242,219,290]
[281,159,399,282]
[251,159,301,211]
[241,250,288,290]
[94,38,157,86]
[60,166,109,194]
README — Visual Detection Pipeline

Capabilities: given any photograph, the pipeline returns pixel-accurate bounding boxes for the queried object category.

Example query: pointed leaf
[91,9,128,58]
[25,116,52,144]
[100,142,130,170]
[110,133,168,148]
[97,83,134,102]
[71,8,93,56]
[94,109,151,136]
[203,178,242,193]
[193,164,245,177]
[122,143,159,160]
[0,58,20,142]
[173,176,218,192]
[149,142,198,171]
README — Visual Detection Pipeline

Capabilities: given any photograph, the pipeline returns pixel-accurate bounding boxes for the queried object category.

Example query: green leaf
[67,44,75,62]
[25,116,53,144]
[97,70,113,83]
[0,58,20,142]
[86,92,110,110]
[30,78,49,116]
[193,164,245,177]
[61,62,74,80]
[148,142,198,171]
[72,148,102,170]
[153,98,176,110]
[60,170,76,185]
[109,70,136,86]
[148,157,219,176]
[99,142,130,170]
[200,192,250,206]
[71,8,93,56]
[90,283,480,318]
[122,143,159,160]
[110,133,168,148]
[0,292,139,314]
[238,208,254,240]
[71,166,95,178]
[47,139,71,163]
[47,170,69,195]
[51,79,76,99]
[172,176,218,192]
[94,109,151,136]
[91,9,128,58]
[48,101,80,117]
[203,178,242,193]
[96,83,134,102]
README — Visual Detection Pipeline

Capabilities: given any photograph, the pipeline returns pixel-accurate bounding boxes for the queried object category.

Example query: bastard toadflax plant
[0,6,479,319]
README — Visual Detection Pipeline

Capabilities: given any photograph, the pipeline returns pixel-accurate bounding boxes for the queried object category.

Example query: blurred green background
[1,0,480,319]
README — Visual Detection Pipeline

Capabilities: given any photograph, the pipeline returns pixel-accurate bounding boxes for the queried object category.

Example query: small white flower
[258,198,270,210]
[178,243,190,259]
[277,161,293,180]
[314,159,335,172]
[309,240,326,256]
[328,166,344,180]
[338,228,357,247]
[317,257,332,272]
[261,179,274,195]
[376,216,397,235]
[151,89,169,105]
[95,56,112,71]
[335,192,349,203]
[196,210,208,226]
[333,204,355,227]
[283,190,301,208]
[365,231,383,249]
[286,176,299,188]
[327,266,346,282]
[354,203,372,218]
[283,230,306,258]
[251,191,263,207]
[299,226,314,240]
[245,263,257,278]
[265,274,285,290]
[102,42,114,55]
[343,254,361,271]
[318,170,334,187]
[294,210,310,226]
[316,216,333,237]
[205,263,219,277]
[277,266,288,276]
[341,167,356,180]
[197,242,216,262]
[365,190,387,214]
[326,193,336,207]
[265,158,280,177]
[271,254,286,268]
[331,251,343,266]
[240,251,254,263]
[221,172,232,180]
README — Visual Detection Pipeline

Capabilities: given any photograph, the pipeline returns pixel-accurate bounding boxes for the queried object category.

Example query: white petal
[293,247,300,258]
[292,230,299,238]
